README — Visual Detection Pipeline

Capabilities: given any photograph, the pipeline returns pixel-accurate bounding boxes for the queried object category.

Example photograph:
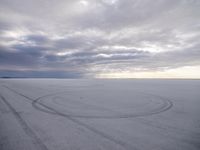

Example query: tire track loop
[0,93,49,150]
[2,85,137,150]
[5,84,173,118]
[31,89,172,149]
[33,91,173,119]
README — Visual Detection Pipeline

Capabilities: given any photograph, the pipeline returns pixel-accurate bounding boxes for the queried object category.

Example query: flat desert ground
[0,79,200,150]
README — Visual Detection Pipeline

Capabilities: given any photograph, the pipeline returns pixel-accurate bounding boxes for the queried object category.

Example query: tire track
[3,85,33,102]
[0,93,49,150]
[32,92,173,119]
[3,85,61,114]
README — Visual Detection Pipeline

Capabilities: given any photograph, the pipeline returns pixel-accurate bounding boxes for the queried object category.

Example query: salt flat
[0,79,200,150]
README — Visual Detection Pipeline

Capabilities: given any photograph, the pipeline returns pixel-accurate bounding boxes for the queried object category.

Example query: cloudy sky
[0,0,200,78]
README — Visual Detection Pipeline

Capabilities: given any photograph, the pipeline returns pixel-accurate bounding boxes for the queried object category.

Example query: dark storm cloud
[13,45,45,56]
[0,70,83,78]
[0,46,42,66]
[0,0,200,77]
[24,34,50,45]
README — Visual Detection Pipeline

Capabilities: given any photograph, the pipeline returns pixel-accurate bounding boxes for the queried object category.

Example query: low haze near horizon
[0,0,200,78]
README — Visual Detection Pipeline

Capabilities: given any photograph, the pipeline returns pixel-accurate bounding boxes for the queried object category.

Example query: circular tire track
[2,85,173,150]
[32,91,173,119]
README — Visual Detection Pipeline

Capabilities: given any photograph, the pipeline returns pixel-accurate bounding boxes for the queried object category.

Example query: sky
[0,0,200,78]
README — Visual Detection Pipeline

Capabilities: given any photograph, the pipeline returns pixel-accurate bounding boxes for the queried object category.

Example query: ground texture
[0,79,200,150]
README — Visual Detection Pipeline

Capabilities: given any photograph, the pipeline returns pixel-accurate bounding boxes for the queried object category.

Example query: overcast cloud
[0,0,200,78]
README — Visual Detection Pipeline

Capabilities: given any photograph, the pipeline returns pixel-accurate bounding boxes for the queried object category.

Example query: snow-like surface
[0,79,200,150]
